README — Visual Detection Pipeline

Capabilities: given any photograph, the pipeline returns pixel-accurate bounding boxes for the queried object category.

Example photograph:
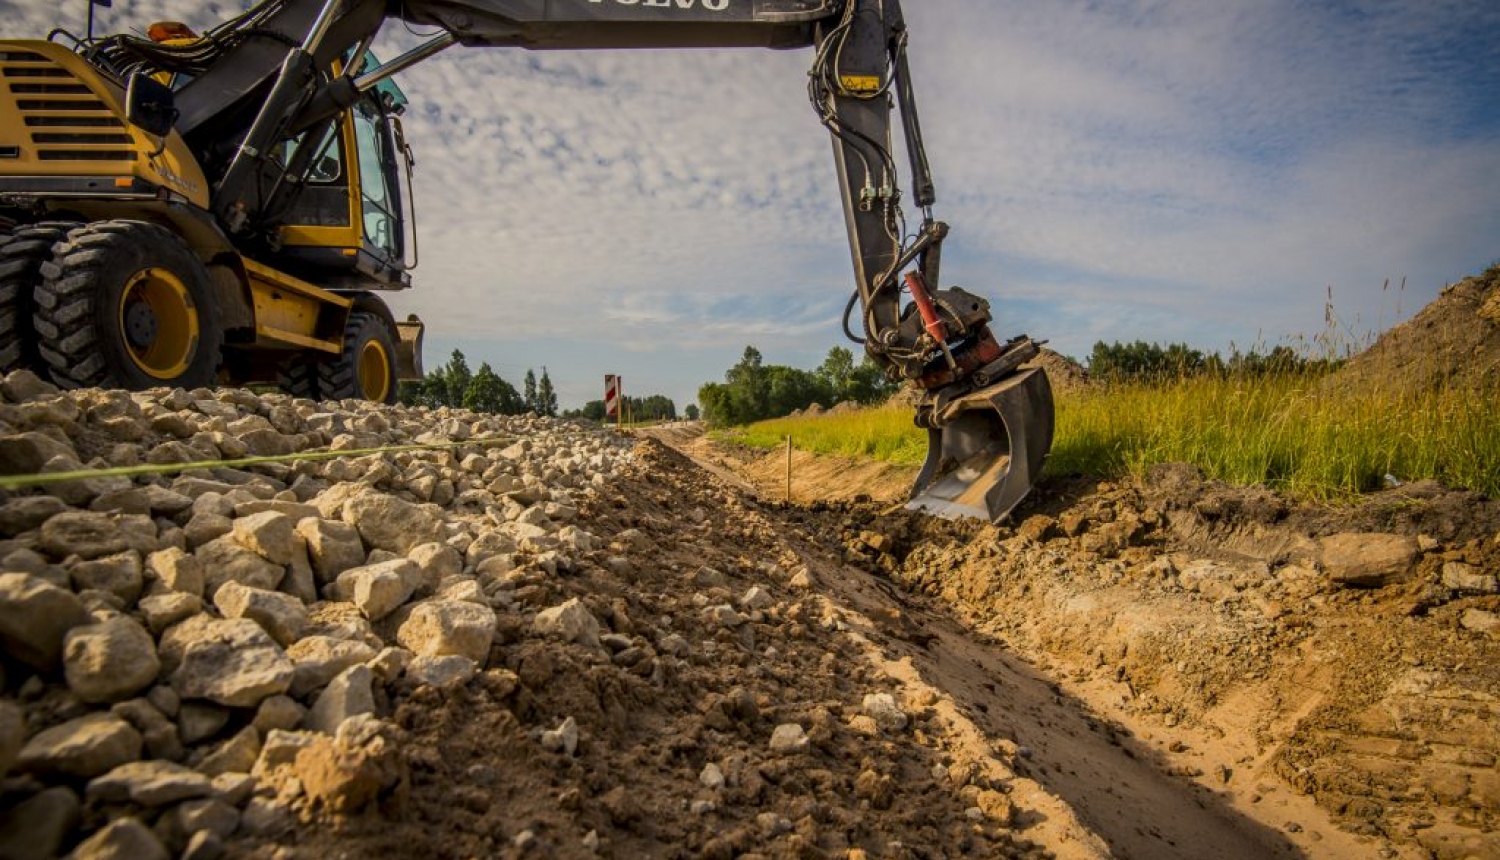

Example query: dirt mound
[1327,262,1500,395]
[1023,348,1091,394]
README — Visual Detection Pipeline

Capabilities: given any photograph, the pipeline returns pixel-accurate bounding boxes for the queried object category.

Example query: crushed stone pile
[1328,262,1500,395]
[0,370,1087,860]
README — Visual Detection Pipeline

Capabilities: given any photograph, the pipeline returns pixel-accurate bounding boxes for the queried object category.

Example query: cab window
[271,124,344,185]
[352,101,399,259]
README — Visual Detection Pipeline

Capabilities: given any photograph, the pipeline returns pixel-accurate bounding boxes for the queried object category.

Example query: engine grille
[1,48,135,164]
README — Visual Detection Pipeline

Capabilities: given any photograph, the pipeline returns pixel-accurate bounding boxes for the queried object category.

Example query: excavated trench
[642,422,1500,860]
[640,425,1311,860]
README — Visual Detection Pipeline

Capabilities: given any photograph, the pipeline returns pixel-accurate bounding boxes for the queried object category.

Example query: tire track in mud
[641,425,1315,860]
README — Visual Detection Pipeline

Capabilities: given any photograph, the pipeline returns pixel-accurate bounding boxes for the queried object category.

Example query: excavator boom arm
[93,0,1055,521]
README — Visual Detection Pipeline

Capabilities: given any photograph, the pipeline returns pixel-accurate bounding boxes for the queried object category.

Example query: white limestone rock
[67,551,143,605]
[286,635,378,698]
[330,559,417,621]
[230,510,297,565]
[0,572,90,670]
[169,618,294,708]
[145,547,204,597]
[304,665,376,735]
[532,597,600,648]
[86,760,213,806]
[70,816,168,860]
[17,713,142,779]
[769,723,808,753]
[195,536,284,599]
[398,599,496,663]
[63,616,160,703]
[213,582,307,646]
[37,510,131,559]
[342,491,445,554]
[860,692,910,732]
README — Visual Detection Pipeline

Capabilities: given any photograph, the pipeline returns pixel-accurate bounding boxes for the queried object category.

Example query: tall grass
[1052,373,1499,499]
[733,373,1500,501]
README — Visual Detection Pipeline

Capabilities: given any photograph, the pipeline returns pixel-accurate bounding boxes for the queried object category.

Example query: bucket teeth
[907,367,1054,523]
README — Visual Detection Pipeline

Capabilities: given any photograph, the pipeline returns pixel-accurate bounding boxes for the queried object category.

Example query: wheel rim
[357,337,391,401]
[117,267,198,380]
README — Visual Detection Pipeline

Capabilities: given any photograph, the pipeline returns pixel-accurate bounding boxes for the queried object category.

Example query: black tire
[0,221,80,375]
[34,220,223,391]
[318,311,397,404]
[277,357,319,400]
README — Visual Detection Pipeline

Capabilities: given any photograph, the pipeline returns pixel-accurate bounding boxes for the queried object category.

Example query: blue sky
[4,0,1498,411]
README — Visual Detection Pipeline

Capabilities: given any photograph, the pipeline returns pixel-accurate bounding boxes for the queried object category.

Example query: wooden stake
[785,435,793,503]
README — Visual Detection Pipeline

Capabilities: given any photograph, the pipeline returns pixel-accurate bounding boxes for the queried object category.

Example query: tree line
[563,394,680,423]
[399,350,559,416]
[1088,340,1343,382]
[697,345,897,426]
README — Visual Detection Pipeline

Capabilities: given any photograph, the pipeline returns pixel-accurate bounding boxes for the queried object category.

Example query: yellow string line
[0,436,516,491]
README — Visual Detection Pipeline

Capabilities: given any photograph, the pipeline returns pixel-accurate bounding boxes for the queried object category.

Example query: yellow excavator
[0,0,1053,521]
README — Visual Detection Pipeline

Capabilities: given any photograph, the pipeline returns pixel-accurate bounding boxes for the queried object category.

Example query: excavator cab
[271,90,414,288]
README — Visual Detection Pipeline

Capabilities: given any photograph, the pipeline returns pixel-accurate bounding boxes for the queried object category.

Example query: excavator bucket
[907,367,1054,523]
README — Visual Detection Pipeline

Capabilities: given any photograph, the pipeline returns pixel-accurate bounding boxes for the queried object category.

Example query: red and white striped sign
[604,374,621,418]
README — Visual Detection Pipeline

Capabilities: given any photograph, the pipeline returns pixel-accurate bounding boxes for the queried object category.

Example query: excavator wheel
[317,311,397,404]
[34,221,222,391]
[277,359,319,400]
[0,222,79,375]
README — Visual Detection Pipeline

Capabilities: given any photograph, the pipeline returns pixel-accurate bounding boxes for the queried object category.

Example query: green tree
[697,382,735,426]
[684,404,700,421]
[697,344,877,426]
[397,380,423,406]
[444,350,472,407]
[523,369,537,413]
[495,375,525,415]
[399,370,448,408]
[725,346,769,421]
[765,365,828,416]
[1088,340,1326,382]
[818,346,856,402]
[537,367,559,417]
[620,394,675,421]
[463,363,505,413]
[847,356,896,404]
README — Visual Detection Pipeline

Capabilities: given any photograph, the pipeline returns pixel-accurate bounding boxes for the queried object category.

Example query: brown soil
[644,425,1500,860]
[1024,349,1092,395]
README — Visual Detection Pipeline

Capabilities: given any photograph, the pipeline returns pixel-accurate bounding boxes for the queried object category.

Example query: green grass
[729,374,1500,501]
[732,406,930,466]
